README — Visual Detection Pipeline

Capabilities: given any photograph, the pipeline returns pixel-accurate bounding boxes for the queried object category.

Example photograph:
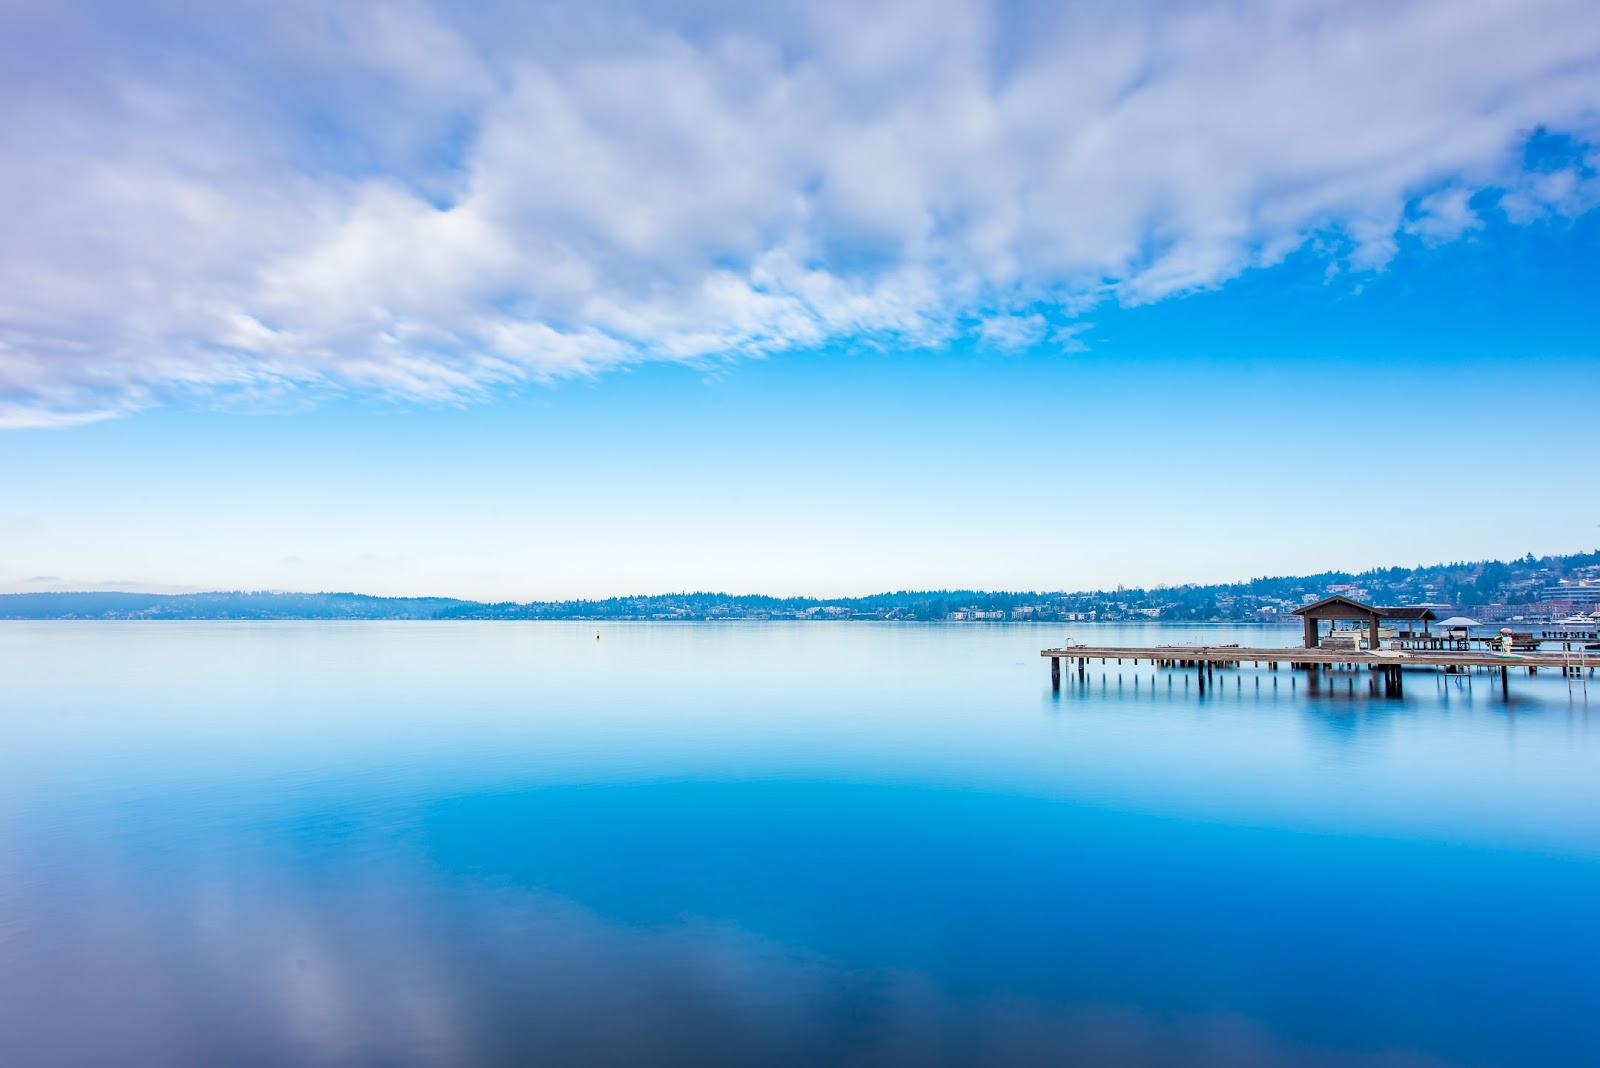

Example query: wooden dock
[1042,644,1593,698]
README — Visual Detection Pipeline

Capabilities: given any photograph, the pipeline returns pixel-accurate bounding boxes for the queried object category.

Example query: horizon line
[3,545,1595,607]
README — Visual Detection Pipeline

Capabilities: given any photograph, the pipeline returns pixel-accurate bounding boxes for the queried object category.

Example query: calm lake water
[3,621,1599,1066]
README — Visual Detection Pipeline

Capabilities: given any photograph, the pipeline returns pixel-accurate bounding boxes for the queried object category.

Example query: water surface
[3,622,1598,1066]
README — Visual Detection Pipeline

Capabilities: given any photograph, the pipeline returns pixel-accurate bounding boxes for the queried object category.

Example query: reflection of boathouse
[1292,595,1437,650]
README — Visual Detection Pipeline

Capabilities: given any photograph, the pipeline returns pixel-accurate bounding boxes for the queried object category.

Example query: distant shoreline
[0,616,1295,626]
[3,550,1596,624]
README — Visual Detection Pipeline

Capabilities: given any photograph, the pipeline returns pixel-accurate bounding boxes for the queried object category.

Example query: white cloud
[1499,150,1600,222]
[1051,323,1093,355]
[0,403,122,431]
[1406,187,1484,242]
[2,0,1599,426]
[977,313,1047,350]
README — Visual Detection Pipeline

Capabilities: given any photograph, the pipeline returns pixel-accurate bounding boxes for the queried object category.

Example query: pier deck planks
[1040,645,1585,669]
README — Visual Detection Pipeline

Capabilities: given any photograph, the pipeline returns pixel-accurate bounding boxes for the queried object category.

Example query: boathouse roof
[1378,605,1437,621]
[1291,596,1436,621]
[1292,595,1379,617]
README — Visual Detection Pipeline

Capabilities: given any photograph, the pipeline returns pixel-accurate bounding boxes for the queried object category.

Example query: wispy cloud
[1405,188,1485,243]
[976,313,1047,350]
[2,0,1598,426]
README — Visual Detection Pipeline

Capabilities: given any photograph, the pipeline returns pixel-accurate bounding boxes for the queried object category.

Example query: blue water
[3,622,1599,1066]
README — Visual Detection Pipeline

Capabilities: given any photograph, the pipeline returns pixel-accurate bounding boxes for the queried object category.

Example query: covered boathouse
[1292,595,1437,650]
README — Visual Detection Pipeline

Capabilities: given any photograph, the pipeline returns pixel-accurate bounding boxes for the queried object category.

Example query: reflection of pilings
[1377,664,1403,697]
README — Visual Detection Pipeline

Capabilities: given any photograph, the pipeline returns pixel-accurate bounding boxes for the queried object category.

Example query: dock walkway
[1041,644,1592,697]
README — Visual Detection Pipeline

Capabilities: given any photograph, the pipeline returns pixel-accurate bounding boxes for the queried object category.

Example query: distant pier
[1043,593,1595,699]
[1042,644,1592,698]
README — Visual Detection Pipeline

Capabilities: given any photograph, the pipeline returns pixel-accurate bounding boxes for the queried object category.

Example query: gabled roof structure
[1290,596,1435,648]
[1291,596,1436,621]
[1292,594,1378,617]
[1377,605,1438,621]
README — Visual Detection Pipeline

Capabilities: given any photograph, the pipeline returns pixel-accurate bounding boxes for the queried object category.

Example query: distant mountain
[0,591,468,620]
[4,549,1597,622]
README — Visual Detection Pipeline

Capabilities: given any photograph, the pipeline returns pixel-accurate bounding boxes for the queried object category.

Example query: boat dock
[1042,593,1596,698]
[1042,644,1592,697]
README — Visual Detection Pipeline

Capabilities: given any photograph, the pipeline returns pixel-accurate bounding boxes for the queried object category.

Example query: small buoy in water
[596,632,600,640]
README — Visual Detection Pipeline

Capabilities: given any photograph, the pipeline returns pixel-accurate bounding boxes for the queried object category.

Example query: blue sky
[2,0,1598,597]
